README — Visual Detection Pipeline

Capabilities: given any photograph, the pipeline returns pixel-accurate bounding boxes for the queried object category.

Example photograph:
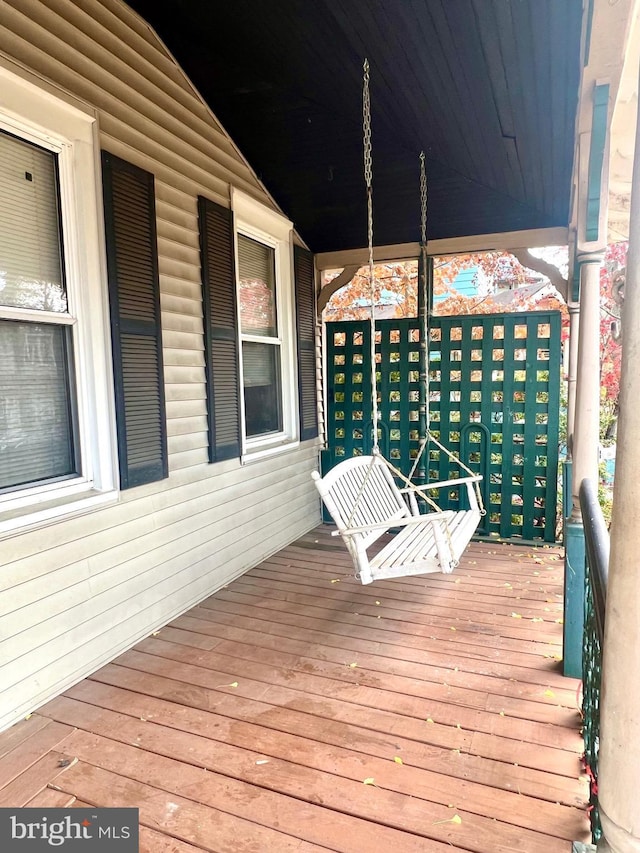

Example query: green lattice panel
[428,313,561,542]
[325,311,561,542]
[326,322,423,463]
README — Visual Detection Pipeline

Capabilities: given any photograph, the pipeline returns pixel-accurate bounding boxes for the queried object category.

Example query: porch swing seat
[312,454,482,585]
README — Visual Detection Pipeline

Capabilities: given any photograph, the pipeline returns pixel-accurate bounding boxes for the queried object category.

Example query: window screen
[0,130,66,312]
[0,131,77,492]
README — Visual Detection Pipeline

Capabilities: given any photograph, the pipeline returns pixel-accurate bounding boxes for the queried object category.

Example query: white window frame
[0,59,117,536]
[232,188,299,462]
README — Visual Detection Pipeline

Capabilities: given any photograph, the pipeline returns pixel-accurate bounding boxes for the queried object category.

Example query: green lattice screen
[325,311,561,542]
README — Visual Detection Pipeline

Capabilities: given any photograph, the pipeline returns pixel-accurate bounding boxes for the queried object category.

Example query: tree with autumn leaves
[323,251,565,320]
[324,244,626,441]
[323,262,419,320]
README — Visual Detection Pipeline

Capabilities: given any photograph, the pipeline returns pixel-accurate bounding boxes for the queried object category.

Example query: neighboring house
[0,0,321,732]
[488,281,560,308]
[436,267,555,309]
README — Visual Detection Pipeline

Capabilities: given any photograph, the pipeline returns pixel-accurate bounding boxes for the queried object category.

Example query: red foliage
[599,242,626,409]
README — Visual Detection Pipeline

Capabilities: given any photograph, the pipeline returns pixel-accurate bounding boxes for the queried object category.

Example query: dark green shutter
[294,246,318,441]
[102,152,168,489]
[198,196,241,462]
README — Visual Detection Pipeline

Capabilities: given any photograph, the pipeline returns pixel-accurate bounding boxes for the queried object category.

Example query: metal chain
[419,152,485,515]
[419,151,431,443]
[363,60,373,194]
[420,151,427,246]
[363,58,379,450]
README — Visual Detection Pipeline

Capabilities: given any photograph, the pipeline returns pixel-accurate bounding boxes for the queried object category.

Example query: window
[0,131,78,492]
[0,60,116,533]
[238,234,283,437]
[232,189,297,458]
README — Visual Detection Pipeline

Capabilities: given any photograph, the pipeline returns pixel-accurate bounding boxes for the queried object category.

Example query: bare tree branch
[511,249,568,301]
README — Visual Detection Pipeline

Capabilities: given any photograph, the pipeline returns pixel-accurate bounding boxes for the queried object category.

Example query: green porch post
[563,521,587,678]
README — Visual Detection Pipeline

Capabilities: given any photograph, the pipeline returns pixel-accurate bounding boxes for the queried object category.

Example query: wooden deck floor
[0,527,590,852]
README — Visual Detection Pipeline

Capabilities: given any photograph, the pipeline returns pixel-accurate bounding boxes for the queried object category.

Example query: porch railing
[579,477,610,843]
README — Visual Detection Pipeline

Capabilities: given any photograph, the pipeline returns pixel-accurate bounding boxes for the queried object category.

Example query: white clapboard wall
[0,0,321,732]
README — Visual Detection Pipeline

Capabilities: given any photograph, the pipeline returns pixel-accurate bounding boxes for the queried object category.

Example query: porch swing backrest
[312,455,412,550]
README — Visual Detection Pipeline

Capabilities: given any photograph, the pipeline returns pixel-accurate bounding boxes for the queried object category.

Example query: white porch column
[566,302,580,455]
[570,252,604,520]
[596,79,640,853]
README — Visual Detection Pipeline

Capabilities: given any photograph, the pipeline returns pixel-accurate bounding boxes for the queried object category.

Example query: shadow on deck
[0,527,590,852]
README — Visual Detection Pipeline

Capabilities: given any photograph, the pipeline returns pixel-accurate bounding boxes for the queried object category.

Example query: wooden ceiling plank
[387,0,482,184]
[439,0,515,194]
[325,0,409,141]
[470,0,526,202]
[411,0,496,184]
[277,3,375,130]
[365,0,450,163]
[551,0,578,223]
[511,0,548,216]
[528,0,555,217]
[406,0,491,184]
[429,0,504,192]
[490,0,537,210]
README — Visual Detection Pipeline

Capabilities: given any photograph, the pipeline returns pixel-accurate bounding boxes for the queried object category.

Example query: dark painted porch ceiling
[128,0,583,254]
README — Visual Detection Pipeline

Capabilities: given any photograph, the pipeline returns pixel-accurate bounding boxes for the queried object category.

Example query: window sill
[0,488,119,539]
[241,436,300,465]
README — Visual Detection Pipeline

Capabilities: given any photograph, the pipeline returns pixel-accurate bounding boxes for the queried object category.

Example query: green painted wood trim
[586,84,610,243]
[479,319,495,536]
[522,316,539,540]
[583,0,595,67]
[544,313,562,541]
[563,459,573,522]
[571,252,580,302]
[499,319,516,539]
[319,447,334,523]
[564,520,586,678]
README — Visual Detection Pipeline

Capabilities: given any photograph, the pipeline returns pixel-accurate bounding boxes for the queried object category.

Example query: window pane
[238,234,276,336]
[0,130,67,312]
[242,341,282,437]
[0,320,76,490]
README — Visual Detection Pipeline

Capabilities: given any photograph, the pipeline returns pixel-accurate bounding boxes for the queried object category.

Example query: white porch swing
[312,60,484,585]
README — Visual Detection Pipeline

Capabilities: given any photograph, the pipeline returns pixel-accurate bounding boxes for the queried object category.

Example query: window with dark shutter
[198,196,241,462]
[102,152,168,489]
[294,246,318,441]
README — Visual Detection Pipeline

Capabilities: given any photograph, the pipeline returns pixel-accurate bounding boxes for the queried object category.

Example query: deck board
[0,720,74,789]
[0,532,590,851]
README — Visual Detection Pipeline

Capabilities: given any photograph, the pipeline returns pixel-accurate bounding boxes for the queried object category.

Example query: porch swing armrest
[332,510,455,537]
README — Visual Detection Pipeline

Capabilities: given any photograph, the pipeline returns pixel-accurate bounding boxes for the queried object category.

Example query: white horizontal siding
[0,0,322,732]
[0,486,319,731]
